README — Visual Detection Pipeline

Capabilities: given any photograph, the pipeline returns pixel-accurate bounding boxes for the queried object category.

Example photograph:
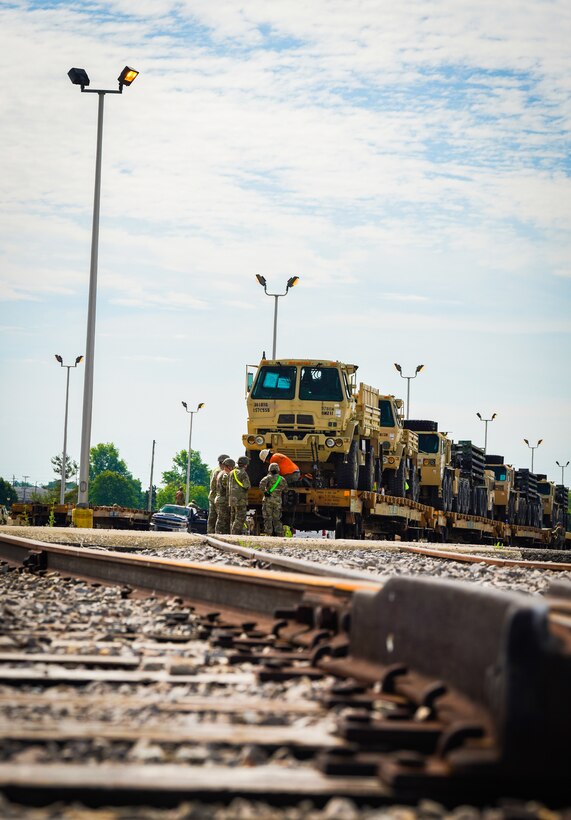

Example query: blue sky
[0,0,570,491]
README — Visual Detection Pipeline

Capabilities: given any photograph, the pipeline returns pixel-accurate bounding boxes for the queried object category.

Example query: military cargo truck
[485,455,517,523]
[403,420,461,511]
[243,358,419,496]
[536,475,568,529]
[451,441,494,518]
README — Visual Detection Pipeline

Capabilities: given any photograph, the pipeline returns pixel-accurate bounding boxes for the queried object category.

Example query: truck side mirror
[247,373,254,392]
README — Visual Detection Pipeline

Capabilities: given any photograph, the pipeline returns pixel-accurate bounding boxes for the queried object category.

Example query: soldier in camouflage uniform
[228,456,251,535]
[208,453,230,534]
[214,458,235,534]
[259,463,287,536]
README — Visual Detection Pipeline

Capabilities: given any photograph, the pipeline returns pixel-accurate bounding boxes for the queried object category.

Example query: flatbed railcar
[246,486,557,547]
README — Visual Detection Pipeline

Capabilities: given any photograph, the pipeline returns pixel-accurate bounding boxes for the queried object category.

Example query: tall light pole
[556,460,569,486]
[476,411,497,454]
[68,66,139,507]
[524,438,543,472]
[55,355,83,504]
[394,363,424,420]
[182,402,205,505]
[255,275,299,359]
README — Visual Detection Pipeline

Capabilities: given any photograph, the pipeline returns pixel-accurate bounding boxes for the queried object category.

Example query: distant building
[15,486,50,502]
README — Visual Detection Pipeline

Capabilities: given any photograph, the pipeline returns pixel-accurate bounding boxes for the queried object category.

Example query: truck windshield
[251,366,297,400]
[536,484,550,495]
[491,467,507,481]
[379,400,395,427]
[418,434,439,454]
[299,367,343,401]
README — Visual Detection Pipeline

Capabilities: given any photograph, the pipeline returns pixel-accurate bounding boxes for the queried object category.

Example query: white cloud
[0,0,569,489]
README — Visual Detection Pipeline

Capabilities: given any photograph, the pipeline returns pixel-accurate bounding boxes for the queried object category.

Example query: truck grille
[276,414,315,426]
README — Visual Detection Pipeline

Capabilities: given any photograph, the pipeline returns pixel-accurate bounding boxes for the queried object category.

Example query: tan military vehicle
[243,358,419,497]
[485,455,517,523]
[536,475,566,528]
[403,421,460,511]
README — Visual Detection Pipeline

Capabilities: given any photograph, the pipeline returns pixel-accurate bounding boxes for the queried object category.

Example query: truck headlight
[255,436,264,445]
[335,438,343,447]
[325,438,335,448]
[247,436,256,445]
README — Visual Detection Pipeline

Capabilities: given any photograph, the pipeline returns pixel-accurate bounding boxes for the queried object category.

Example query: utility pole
[148,439,156,512]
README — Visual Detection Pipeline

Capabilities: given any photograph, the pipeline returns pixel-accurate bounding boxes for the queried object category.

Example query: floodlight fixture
[182,401,205,505]
[255,275,300,358]
[68,67,90,87]
[118,66,139,87]
[394,363,424,419]
[523,438,543,472]
[55,354,83,504]
[476,411,497,453]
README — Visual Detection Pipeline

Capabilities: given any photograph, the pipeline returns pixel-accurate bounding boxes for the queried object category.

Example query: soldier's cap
[237,456,250,467]
[268,463,280,473]
[222,458,236,469]
[218,453,230,464]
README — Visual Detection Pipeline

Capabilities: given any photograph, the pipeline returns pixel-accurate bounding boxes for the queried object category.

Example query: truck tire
[246,451,266,485]
[403,419,438,432]
[336,440,359,490]
[386,459,405,498]
[407,465,420,502]
[358,447,374,491]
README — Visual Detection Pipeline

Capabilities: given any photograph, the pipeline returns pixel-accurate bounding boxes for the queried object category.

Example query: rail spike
[327,576,571,783]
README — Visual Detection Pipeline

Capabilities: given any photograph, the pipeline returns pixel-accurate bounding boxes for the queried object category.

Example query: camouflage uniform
[214,459,234,534]
[208,454,229,534]
[259,470,287,536]
[229,460,251,535]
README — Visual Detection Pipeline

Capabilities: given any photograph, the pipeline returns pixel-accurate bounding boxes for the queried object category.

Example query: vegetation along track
[0,530,570,815]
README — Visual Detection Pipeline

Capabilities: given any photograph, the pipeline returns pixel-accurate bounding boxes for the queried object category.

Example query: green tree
[161,450,210,488]
[0,478,17,507]
[90,471,141,508]
[51,454,79,482]
[90,443,131,481]
[156,482,209,509]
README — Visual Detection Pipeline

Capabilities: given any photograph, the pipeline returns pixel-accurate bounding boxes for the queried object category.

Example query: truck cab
[243,359,358,485]
[243,358,417,495]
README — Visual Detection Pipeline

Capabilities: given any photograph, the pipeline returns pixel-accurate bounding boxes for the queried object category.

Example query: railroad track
[0,530,570,813]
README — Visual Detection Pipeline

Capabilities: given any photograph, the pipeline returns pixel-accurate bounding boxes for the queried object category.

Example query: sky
[1,0,570,494]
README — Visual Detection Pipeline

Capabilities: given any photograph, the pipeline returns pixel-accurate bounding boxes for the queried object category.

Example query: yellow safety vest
[231,469,244,487]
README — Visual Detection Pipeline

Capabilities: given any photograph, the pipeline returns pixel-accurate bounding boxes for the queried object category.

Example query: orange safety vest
[269,453,299,476]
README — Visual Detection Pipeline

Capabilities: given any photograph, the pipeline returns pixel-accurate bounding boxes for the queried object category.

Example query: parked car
[149,504,208,534]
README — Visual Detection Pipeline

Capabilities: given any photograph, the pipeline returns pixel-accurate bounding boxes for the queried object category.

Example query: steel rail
[396,543,571,571]
[0,532,379,618]
[202,533,389,582]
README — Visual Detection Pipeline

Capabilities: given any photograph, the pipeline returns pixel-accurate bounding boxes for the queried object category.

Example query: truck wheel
[246,451,266,485]
[406,466,420,502]
[358,448,375,491]
[336,440,359,490]
[387,459,405,497]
